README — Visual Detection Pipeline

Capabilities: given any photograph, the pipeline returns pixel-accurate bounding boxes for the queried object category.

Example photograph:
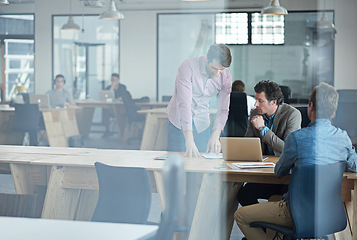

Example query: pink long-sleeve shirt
[167,56,232,133]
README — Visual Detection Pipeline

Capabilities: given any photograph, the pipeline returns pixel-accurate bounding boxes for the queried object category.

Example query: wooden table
[76,100,169,139]
[0,216,158,240]
[0,145,355,240]
[138,108,217,151]
[0,106,80,147]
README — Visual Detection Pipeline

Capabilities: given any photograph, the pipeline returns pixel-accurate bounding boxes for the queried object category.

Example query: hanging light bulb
[99,0,124,20]
[62,16,81,30]
[62,0,80,31]
[314,13,336,30]
[0,0,9,5]
[261,0,288,15]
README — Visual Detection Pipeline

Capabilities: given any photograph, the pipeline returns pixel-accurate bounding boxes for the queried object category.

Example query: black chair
[295,106,310,128]
[143,154,185,240]
[122,90,146,143]
[0,193,37,218]
[91,162,152,224]
[334,90,357,145]
[13,103,41,146]
[280,85,292,104]
[223,92,248,137]
[250,162,347,240]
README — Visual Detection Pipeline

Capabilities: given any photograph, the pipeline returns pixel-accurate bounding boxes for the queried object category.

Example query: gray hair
[309,82,339,120]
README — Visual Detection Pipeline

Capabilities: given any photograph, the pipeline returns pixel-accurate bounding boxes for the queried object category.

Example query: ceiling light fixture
[99,0,124,20]
[0,0,9,5]
[62,0,80,30]
[261,0,288,15]
[313,0,336,32]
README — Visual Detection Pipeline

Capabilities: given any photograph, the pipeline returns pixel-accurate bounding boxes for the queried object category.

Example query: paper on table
[201,153,223,159]
[227,162,275,169]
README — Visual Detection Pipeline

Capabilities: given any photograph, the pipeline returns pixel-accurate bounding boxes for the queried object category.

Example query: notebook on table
[220,137,264,162]
[99,90,115,102]
[29,94,51,109]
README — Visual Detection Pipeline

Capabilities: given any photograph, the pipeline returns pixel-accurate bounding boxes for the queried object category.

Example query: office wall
[0,0,356,99]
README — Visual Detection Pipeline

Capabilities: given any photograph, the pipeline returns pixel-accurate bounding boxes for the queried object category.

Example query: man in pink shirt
[166,44,232,157]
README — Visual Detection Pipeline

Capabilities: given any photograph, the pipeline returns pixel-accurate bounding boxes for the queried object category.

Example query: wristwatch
[259,126,265,132]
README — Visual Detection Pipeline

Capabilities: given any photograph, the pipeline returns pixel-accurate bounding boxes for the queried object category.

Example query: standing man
[47,74,75,108]
[235,82,357,240]
[237,80,301,208]
[166,44,232,157]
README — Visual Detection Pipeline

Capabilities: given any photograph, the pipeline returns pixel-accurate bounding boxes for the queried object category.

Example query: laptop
[220,137,264,161]
[29,94,51,109]
[99,90,115,102]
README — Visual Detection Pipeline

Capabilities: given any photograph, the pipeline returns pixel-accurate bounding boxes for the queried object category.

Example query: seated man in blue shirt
[234,82,357,240]
[237,80,301,208]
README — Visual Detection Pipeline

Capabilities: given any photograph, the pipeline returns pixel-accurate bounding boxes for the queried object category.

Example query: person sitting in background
[106,73,127,100]
[46,74,75,108]
[232,80,255,117]
[235,82,357,240]
[237,80,301,213]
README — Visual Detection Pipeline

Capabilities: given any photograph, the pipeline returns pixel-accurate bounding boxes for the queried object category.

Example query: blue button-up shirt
[275,119,357,177]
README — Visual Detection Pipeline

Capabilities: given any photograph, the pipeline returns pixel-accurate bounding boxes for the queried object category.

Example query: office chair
[161,95,172,102]
[223,92,248,137]
[92,162,152,224]
[142,154,185,240]
[0,193,37,218]
[334,90,357,145]
[280,85,292,104]
[13,103,41,146]
[250,162,347,240]
[295,106,310,128]
[122,90,146,143]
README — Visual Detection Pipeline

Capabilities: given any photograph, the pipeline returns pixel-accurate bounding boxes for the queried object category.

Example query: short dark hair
[254,80,284,105]
[232,80,245,92]
[309,82,338,120]
[111,73,120,79]
[206,44,232,68]
[55,74,65,83]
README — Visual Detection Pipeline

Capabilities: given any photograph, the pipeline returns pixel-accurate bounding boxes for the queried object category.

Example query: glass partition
[53,15,119,100]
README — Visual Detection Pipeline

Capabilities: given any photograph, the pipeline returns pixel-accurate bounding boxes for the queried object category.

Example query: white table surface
[0,217,158,240]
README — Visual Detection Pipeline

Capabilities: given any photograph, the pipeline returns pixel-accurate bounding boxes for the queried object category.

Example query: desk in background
[0,145,355,240]
[76,100,168,139]
[0,106,80,147]
[0,216,158,240]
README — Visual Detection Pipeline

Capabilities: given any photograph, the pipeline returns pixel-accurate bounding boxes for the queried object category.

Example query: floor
[0,124,333,240]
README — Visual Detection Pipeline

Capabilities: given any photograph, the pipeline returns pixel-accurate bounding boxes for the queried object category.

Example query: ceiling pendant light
[261,0,288,15]
[99,0,124,20]
[62,16,81,30]
[0,0,9,5]
[313,12,336,30]
[62,0,80,31]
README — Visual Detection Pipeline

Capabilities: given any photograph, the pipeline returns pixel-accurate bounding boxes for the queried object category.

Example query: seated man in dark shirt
[102,73,127,137]
[234,82,357,240]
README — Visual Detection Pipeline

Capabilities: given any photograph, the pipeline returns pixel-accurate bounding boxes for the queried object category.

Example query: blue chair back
[155,154,185,240]
[288,162,347,238]
[92,162,152,224]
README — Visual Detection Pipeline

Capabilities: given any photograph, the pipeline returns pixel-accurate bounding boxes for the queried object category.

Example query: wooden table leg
[74,189,99,221]
[188,173,241,240]
[10,163,34,194]
[41,166,81,220]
